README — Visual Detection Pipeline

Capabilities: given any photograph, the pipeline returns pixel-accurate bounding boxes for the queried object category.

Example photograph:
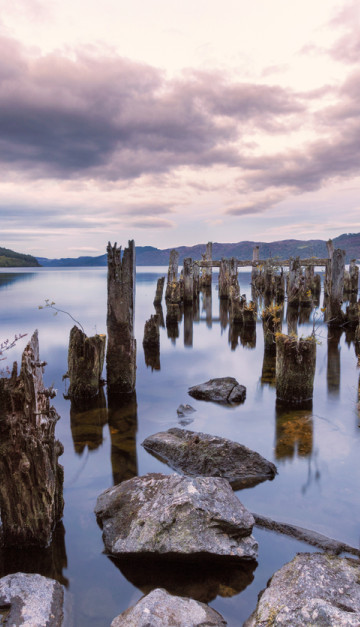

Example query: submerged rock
[244,552,360,626]
[176,404,196,417]
[111,588,227,626]
[0,572,64,626]
[95,473,258,561]
[188,377,246,404]
[142,428,277,489]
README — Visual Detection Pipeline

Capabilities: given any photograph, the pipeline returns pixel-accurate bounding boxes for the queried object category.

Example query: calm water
[0,266,359,626]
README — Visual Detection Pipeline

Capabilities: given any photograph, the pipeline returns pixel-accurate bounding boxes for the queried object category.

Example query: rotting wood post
[106,240,136,395]
[0,330,64,547]
[349,260,359,293]
[143,314,160,371]
[251,246,260,286]
[229,257,239,301]
[193,262,200,298]
[201,242,213,287]
[165,250,179,301]
[275,334,316,406]
[67,325,106,399]
[262,304,282,351]
[153,277,165,306]
[287,257,301,305]
[219,258,231,299]
[264,260,274,295]
[324,239,334,297]
[327,248,345,326]
[183,258,194,303]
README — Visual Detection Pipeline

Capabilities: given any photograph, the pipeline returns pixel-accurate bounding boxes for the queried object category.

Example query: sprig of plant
[38,299,85,333]
[0,333,28,361]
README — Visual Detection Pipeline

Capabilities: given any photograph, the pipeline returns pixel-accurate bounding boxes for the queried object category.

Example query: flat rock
[188,377,246,404]
[244,552,360,626]
[142,428,277,489]
[111,588,226,626]
[0,572,64,626]
[95,473,258,561]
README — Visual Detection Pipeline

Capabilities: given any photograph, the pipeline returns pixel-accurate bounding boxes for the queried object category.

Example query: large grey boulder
[0,572,63,626]
[111,588,226,626]
[95,473,258,561]
[142,428,277,489]
[244,552,360,626]
[188,377,246,404]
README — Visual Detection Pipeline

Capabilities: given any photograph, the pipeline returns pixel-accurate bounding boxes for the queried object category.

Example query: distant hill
[35,233,360,267]
[0,246,41,267]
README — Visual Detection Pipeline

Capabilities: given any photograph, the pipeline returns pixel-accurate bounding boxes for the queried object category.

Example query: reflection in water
[184,304,194,347]
[166,304,181,344]
[240,324,256,349]
[201,288,212,328]
[219,299,229,331]
[107,392,138,486]
[327,326,343,396]
[154,304,165,328]
[0,272,37,290]
[144,343,160,371]
[261,347,276,387]
[0,523,68,587]
[275,406,313,460]
[228,321,241,351]
[110,555,257,603]
[286,303,298,336]
[70,389,108,455]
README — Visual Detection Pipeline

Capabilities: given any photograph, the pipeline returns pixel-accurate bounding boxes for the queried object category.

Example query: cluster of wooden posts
[143,240,360,409]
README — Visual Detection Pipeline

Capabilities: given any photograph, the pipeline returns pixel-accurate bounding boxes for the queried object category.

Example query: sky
[1,0,360,257]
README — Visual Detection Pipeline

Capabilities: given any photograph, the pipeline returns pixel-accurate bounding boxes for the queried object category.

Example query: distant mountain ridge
[36,233,360,266]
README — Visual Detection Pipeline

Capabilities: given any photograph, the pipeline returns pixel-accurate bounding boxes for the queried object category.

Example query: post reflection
[275,406,313,460]
[0,522,68,587]
[201,287,212,328]
[107,392,138,486]
[70,389,107,455]
[327,326,343,396]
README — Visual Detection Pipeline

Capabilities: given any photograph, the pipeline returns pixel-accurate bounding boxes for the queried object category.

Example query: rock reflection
[327,326,343,396]
[107,392,138,485]
[109,555,257,603]
[70,389,107,455]
[0,523,68,587]
[275,406,313,460]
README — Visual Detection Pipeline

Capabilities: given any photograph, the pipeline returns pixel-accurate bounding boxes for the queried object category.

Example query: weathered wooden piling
[262,304,282,350]
[344,260,359,294]
[0,331,64,547]
[183,258,194,303]
[287,257,302,305]
[251,246,260,287]
[326,248,345,325]
[193,262,200,298]
[153,276,165,305]
[106,240,136,395]
[67,325,106,399]
[219,258,231,299]
[200,242,213,287]
[275,334,316,405]
[165,250,180,302]
[324,239,334,297]
[143,314,160,370]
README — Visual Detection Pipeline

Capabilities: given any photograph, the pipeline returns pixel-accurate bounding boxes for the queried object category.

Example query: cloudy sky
[1,0,360,257]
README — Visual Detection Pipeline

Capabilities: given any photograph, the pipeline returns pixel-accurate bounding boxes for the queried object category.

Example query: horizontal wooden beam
[195,258,329,268]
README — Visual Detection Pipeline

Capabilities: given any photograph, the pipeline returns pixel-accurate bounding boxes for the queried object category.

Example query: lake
[0,266,359,626]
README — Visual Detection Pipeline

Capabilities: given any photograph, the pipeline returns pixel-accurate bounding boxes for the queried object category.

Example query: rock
[0,572,64,626]
[244,552,360,626]
[110,588,227,626]
[177,404,196,417]
[95,473,258,561]
[188,377,246,404]
[142,428,277,489]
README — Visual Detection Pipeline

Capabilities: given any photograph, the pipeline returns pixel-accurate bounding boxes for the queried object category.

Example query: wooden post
[349,260,359,293]
[106,240,136,395]
[193,262,200,298]
[165,250,179,301]
[219,259,230,299]
[67,325,106,399]
[287,257,301,305]
[276,334,316,405]
[251,246,260,286]
[327,248,345,325]
[0,331,64,547]
[324,239,334,297]
[153,277,165,305]
[183,258,194,303]
[201,242,213,287]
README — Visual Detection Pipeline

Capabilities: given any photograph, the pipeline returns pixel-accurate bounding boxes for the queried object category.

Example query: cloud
[127,217,175,229]
[224,193,287,216]
[0,35,307,182]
